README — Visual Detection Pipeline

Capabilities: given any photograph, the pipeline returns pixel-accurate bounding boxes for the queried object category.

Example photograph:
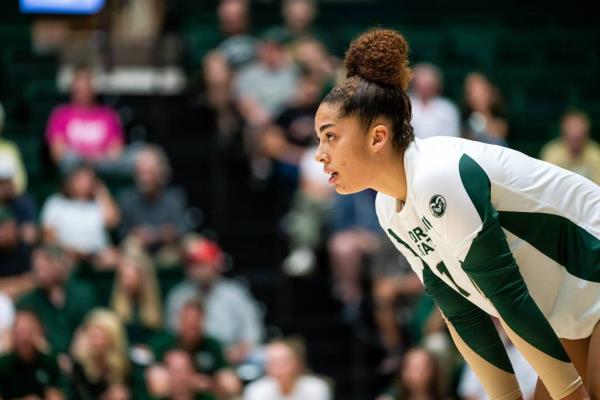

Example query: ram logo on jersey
[429,194,447,218]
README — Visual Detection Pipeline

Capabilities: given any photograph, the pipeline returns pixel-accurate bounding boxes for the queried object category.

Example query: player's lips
[324,168,339,184]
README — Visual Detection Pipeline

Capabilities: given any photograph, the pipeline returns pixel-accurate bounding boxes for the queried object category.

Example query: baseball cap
[185,239,224,266]
[260,27,291,45]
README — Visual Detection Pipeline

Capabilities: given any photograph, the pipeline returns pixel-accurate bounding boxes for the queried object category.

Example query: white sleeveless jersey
[376,136,600,340]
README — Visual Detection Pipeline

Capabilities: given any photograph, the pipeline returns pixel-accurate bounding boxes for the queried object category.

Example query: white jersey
[375,136,599,400]
[376,136,600,339]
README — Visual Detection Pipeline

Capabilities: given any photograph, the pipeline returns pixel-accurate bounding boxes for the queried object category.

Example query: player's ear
[370,124,389,153]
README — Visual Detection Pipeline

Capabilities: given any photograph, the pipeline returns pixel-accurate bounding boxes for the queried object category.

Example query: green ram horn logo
[429,195,446,218]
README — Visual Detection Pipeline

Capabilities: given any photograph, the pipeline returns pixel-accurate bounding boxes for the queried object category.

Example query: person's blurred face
[135,152,163,194]
[118,259,142,298]
[33,249,64,288]
[284,0,315,33]
[258,42,285,69]
[465,74,493,112]
[218,0,248,36]
[71,70,95,106]
[562,114,590,157]
[88,324,112,355]
[165,351,195,392]
[178,306,203,347]
[297,76,322,106]
[0,179,15,201]
[101,384,131,400]
[13,312,43,359]
[67,168,96,199]
[401,349,435,392]
[265,343,301,384]
[0,219,17,249]
[413,67,440,101]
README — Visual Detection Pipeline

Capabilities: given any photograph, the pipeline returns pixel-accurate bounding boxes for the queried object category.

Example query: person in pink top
[46,65,130,175]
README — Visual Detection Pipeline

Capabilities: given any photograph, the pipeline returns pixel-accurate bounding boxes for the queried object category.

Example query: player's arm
[423,154,582,400]
[423,263,522,400]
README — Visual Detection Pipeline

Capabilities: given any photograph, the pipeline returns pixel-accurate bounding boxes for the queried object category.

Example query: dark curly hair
[322,28,414,151]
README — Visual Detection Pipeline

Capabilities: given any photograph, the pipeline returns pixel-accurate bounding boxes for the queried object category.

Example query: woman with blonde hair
[70,309,130,399]
[110,247,162,343]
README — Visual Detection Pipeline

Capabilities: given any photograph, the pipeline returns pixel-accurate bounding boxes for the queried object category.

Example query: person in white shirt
[409,63,460,139]
[243,337,332,400]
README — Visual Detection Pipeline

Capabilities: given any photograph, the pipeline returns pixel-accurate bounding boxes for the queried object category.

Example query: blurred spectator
[458,319,537,400]
[0,292,15,352]
[151,299,242,399]
[217,0,257,70]
[292,38,338,86]
[0,205,34,299]
[234,27,299,127]
[0,310,64,400]
[0,159,38,244]
[540,110,600,184]
[202,51,244,141]
[409,63,460,139]
[100,383,131,400]
[243,337,332,400]
[17,245,96,354]
[281,145,334,276]
[118,145,188,266]
[0,102,28,193]
[462,72,509,146]
[282,0,317,39]
[45,65,133,176]
[110,247,163,345]
[70,309,131,399]
[165,236,264,365]
[41,164,120,262]
[328,190,383,321]
[370,243,423,372]
[376,347,441,400]
[261,71,324,167]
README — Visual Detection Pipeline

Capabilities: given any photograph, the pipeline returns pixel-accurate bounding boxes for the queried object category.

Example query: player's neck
[370,150,407,202]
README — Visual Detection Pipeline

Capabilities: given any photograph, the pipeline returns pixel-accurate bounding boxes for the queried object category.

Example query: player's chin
[334,181,365,195]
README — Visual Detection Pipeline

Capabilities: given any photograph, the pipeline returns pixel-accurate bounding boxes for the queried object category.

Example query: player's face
[314,102,373,194]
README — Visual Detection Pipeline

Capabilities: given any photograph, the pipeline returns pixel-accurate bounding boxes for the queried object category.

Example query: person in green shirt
[17,245,97,354]
[0,310,64,400]
[149,299,241,399]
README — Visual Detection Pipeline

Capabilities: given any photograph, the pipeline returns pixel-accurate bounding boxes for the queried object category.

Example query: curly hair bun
[345,28,412,90]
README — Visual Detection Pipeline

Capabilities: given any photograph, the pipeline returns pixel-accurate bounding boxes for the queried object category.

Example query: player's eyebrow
[318,123,335,133]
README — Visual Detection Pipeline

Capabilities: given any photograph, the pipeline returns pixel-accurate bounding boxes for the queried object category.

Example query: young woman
[314,29,600,400]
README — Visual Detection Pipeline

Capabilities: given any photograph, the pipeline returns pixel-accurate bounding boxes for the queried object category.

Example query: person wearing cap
[0,206,34,299]
[0,102,28,194]
[0,158,38,245]
[165,236,265,366]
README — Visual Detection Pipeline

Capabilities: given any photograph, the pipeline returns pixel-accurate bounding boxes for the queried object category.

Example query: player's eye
[326,133,335,142]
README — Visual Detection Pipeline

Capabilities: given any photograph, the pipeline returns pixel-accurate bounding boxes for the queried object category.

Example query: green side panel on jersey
[458,154,570,363]
[422,264,514,373]
[498,211,600,282]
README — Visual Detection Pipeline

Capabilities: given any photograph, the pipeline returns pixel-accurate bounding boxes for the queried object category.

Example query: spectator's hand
[262,128,287,158]
[146,365,170,396]
[226,342,251,365]
[189,373,215,392]
[94,247,120,270]
[131,226,158,246]
[237,97,270,127]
